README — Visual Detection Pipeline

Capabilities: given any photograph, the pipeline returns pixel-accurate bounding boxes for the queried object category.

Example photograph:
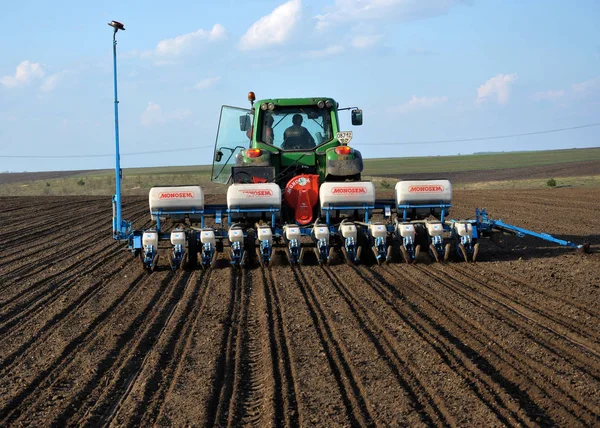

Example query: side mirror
[215,150,223,163]
[351,109,363,126]
[239,114,251,131]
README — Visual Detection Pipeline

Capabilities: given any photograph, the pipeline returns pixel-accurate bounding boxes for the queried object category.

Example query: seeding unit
[108,21,588,272]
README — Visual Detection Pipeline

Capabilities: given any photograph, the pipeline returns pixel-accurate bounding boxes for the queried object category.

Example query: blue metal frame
[474,208,583,249]
[397,203,452,222]
[321,204,375,225]
[111,27,131,240]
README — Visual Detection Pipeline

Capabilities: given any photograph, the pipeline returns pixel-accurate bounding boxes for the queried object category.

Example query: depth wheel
[458,243,469,263]
[443,243,451,262]
[150,254,159,273]
[429,243,440,262]
[372,246,383,265]
[341,246,353,265]
[327,247,335,266]
[400,245,410,264]
[385,245,393,264]
[180,251,188,271]
[414,245,421,264]
[472,242,480,263]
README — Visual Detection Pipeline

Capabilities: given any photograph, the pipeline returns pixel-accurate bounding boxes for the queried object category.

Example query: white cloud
[239,0,302,51]
[388,95,448,113]
[195,76,221,90]
[1,60,45,88]
[38,70,75,93]
[571,76,600,95]
[304,45,345,58]
[148,24,226,58]
[140,102,193,127]
[40,74,60,92]
[533,76,600,104]
[351,34,383,49]
[532,90,566,102]
[476,73,518,106]
[406,47,438,56]
[315,0,467,30]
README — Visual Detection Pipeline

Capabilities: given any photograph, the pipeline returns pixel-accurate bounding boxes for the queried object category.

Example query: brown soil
[0,170,96,185]
[377,160,600,183]
[1,189,599,426]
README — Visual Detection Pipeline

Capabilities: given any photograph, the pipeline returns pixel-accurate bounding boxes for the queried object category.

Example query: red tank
[284,174,320,225]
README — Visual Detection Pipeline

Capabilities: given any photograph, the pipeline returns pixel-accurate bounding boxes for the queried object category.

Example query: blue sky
[0,0,598,172]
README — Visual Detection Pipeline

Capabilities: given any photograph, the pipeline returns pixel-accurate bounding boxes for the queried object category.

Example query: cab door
[211,105,252,184]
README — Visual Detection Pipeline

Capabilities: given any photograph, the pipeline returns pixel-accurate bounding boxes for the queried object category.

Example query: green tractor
[212,92,366,227]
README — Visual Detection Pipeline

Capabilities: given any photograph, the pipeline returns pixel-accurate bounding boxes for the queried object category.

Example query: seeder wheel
[444,243,451,262]
[429,243,440,262]
[372,245,384,265]
[458,243,469,263]
[385,245,393,264]
[400,245,410,264]
[256,247,271,268]
[472,242,480,263]
[341,246,354,265]
[414,245,421,264]
[180,251,188,271]
[150,254,159,273]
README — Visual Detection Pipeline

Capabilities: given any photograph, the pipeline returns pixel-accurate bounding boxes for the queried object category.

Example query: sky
[0,0,599,172]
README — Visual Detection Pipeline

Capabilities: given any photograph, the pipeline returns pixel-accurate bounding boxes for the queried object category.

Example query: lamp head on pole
[108,20,125,33]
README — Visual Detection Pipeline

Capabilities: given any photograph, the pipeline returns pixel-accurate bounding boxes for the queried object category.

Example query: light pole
[109,20,126,239]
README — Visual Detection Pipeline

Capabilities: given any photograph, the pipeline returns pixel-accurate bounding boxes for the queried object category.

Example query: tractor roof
[255,97,337,108]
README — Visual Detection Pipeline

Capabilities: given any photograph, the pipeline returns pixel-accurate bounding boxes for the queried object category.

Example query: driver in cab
[283,114,316,150]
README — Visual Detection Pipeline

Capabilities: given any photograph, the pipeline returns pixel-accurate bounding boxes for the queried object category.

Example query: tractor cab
[211,92,363,187]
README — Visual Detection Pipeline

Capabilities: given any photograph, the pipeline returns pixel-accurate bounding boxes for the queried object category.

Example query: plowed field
[1,189,599,427]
